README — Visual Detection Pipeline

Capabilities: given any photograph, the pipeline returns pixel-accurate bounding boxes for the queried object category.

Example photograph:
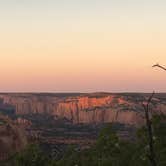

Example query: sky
[0,0,166,92]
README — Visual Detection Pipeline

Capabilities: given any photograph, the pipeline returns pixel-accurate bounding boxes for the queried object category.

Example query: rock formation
[0,93,165,126]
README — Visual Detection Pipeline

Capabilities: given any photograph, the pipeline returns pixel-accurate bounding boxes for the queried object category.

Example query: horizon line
[0,91,166,94]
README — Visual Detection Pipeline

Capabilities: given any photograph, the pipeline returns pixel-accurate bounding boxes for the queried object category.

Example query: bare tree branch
[152,63,166,71]
[142,92,157,166]
[142,64,166,166]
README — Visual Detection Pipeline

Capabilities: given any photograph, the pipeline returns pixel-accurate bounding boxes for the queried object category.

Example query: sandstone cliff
[0,93,164,126]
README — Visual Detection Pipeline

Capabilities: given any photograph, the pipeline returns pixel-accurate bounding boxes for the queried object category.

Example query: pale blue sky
[1,0,166,18]
[1,0,166,32]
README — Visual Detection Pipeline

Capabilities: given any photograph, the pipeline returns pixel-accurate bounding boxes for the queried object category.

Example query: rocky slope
[0,114,27,161]
[0,93,165,126]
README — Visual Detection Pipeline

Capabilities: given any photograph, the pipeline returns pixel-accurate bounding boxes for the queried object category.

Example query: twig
[152,64,166,71]
[142,92,157,166]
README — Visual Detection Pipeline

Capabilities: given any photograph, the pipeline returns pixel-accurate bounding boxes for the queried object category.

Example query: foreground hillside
[0,114,27,161]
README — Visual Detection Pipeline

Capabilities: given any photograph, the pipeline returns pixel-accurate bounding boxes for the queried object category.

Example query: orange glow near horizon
[0,1,166,92]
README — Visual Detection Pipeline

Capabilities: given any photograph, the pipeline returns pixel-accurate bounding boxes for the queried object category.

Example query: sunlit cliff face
[0,93,166,127]
[0,93,161,126]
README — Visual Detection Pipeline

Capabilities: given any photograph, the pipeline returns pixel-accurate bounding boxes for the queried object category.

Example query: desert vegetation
[2,113,165,166]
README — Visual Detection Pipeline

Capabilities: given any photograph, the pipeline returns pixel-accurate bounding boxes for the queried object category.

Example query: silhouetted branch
[152,63,166,71]
[142,92,157,166]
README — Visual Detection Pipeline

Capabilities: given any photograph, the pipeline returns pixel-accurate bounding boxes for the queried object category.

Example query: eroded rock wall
[0,93,151,126]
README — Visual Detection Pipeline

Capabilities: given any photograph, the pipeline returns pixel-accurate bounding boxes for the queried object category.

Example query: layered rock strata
[0,93,164,126]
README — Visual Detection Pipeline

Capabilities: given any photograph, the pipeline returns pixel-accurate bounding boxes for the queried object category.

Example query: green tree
[11,144,50,166]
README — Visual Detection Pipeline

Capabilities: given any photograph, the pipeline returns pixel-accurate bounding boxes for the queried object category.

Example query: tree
[142,92,157,166]
[11,144,50,166]
[140,64,166,166]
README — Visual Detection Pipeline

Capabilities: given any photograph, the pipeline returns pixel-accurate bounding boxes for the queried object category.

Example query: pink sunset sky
[0,0,166,92]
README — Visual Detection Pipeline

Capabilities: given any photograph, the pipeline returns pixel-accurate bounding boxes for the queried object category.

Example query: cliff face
[53,96,143,125]
[0,94,57,114]
[0,93,164,126]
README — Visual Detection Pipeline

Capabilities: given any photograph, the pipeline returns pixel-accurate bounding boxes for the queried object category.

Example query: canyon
[0,93,166,159]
